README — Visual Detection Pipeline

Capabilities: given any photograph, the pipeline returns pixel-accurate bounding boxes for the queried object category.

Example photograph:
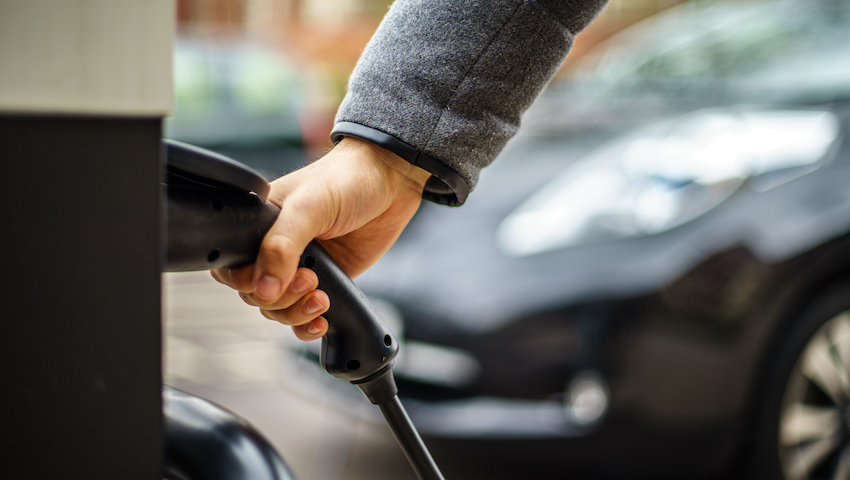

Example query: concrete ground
[163,272,581,480]
[163,271,420,480]
[168,272,734,480]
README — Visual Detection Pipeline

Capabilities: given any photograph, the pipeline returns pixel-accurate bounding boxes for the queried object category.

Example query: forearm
[334,0,609,206]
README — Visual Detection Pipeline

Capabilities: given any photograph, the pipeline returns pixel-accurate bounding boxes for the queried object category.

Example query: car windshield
[556,0,850,107]
[499,0,850,255]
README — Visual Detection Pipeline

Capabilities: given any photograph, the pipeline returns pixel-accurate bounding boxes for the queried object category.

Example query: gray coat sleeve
[332,0,608,206]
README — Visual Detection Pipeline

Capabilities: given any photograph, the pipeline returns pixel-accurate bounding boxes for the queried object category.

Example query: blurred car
[337,0,850,478]
[166,32,308,179]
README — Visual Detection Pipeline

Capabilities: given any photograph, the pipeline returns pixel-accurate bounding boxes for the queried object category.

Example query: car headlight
[497,108,839,256]
[565,371,609,426]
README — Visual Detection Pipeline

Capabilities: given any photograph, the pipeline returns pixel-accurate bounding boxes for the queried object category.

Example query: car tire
[749,280,850,480]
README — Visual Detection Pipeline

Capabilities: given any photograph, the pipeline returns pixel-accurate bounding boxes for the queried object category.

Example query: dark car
[332,1,850,478]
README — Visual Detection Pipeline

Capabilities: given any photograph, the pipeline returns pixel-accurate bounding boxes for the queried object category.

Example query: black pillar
[1,115,164,479]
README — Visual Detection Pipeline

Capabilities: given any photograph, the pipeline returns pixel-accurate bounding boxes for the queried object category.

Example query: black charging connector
[163,139,445,480]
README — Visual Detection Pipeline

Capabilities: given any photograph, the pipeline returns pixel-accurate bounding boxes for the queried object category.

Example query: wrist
[335,136,431,191]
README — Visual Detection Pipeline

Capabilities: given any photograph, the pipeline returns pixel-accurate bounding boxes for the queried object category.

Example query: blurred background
[164,1,850,479]
[164,0,685,176]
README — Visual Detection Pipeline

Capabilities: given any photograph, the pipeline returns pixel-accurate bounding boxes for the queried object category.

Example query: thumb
[251,181,332,304]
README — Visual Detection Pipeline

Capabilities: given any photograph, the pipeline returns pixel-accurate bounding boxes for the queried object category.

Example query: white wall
[0,0,175,116]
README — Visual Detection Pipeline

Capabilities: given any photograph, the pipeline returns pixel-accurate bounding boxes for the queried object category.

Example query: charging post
[0,2,175,479]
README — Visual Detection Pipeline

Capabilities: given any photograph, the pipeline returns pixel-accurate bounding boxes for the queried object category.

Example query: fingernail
[255,275,282,302]
[304,297,323,315]
[291,274,313,294]
[306,321,320,335]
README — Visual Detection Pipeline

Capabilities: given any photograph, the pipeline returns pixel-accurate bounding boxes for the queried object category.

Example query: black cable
[378,396,445,480]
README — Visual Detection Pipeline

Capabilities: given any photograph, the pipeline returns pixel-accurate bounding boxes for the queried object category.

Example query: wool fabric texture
[335,0,608,205]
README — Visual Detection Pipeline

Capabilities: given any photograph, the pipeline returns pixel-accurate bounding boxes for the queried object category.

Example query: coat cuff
[330,122,469,206]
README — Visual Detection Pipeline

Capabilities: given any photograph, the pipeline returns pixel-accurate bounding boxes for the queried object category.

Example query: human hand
[211,137,431,341]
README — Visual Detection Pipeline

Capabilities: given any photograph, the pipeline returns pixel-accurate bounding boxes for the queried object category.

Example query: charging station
[0,2,175,478]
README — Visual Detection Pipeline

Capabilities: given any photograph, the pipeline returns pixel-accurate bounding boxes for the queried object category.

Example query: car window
[560,0,850,106]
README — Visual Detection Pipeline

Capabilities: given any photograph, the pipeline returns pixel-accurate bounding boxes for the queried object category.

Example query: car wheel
[750,280,850,480]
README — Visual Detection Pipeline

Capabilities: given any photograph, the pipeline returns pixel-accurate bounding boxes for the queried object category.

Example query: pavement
[162,272,600,480]
[163,271,418,480]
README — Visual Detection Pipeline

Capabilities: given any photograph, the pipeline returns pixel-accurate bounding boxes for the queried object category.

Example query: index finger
[211,263,255,293]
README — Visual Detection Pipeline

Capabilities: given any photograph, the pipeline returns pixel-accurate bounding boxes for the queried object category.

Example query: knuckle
[260,234,300,264]
[261,307,305,326]
[210,269,225,284]
[215,265,254,292]
[239,292,257,306]
[291,326,310,341]
[260,289,307,311]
